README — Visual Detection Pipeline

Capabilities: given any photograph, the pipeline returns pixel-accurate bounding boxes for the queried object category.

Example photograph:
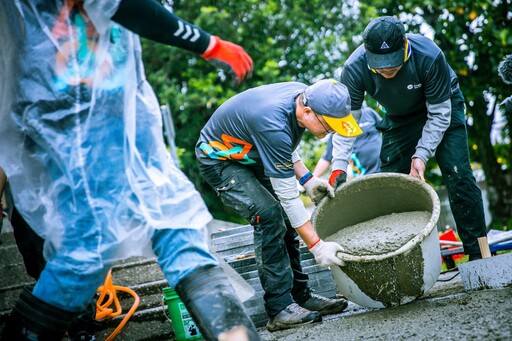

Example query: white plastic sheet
[0,0,212,261]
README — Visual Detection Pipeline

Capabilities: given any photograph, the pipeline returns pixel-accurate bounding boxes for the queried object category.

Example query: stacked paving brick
[210,224,338,328]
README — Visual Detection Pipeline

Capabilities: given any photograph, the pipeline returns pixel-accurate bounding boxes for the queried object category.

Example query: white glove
[303,176,335,204]
[309,240,345,267]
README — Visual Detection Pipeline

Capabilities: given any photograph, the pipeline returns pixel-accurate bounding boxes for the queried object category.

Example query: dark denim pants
[198,161,310,317]
[377,90,487,255]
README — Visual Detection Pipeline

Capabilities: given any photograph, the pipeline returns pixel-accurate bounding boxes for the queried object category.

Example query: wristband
[299,172,313,186]
[308,239,321,250]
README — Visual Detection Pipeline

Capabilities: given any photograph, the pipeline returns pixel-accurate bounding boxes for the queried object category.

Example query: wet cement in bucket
[313,173,442,308]
[325,211,432,256]
[324,210,433,307]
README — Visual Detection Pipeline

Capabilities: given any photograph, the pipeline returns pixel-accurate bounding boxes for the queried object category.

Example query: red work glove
[329,170,347,189]
[201,36,253,86]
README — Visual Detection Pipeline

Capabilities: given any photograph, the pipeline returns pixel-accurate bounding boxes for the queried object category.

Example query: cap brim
[323,113,362,137]
[366,48,404,69]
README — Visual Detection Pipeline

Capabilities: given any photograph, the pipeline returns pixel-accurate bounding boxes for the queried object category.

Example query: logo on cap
[341,119,360,136]
[363,16,406,69]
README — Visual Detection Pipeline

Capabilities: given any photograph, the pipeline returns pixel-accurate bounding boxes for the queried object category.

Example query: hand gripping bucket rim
[312,173,441,262]
[312,173,442,308]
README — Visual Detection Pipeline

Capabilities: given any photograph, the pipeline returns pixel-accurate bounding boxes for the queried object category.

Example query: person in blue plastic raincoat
[0,0,260,340]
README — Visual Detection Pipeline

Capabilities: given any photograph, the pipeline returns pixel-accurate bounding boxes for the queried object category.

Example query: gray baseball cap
[304,79,362,137]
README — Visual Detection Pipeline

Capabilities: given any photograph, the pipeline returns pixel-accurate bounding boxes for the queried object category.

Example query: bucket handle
[162,296,174,327]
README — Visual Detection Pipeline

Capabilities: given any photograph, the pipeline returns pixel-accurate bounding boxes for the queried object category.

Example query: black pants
[377,90,487,255]
[198,161,310,317]
[11,205,46,279]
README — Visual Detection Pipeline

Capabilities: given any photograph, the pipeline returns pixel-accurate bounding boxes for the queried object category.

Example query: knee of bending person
[43,255,111,285]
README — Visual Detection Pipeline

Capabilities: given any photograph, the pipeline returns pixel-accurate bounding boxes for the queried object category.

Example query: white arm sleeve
[414,99,451,163]
[270,176,310,228]
[331,109,361,171]
[291,149,301,164]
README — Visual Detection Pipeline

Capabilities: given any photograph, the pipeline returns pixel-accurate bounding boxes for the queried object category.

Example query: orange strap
[96,269,140,341]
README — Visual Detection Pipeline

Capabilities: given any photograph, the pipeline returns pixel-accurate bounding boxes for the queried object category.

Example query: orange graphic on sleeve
[200,134,256,165]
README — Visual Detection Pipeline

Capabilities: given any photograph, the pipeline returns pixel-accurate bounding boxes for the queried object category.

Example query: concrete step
[0,227,173,337]
[0,244,24,264]
[0,230,16,246]
[95,306,173,341]
[0,262,36,289]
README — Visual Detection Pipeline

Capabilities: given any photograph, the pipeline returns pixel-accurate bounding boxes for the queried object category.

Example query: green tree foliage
[142,1,511,227]
[142,0,367,221]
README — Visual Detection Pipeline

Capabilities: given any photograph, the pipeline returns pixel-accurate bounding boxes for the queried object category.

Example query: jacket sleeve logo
[199,134,256,165]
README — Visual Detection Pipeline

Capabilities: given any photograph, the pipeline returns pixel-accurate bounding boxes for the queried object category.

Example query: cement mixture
[325,211,431,255]
[259,272,512,340]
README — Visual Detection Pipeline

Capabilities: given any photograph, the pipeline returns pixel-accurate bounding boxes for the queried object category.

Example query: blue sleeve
[369,107,382,124]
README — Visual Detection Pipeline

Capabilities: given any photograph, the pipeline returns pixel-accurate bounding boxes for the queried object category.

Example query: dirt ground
[257,271,512,340]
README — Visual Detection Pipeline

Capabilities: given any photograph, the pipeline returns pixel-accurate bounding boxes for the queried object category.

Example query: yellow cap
[323,113,362,137]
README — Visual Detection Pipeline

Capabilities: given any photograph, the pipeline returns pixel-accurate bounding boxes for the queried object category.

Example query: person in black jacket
[329,16,487,261]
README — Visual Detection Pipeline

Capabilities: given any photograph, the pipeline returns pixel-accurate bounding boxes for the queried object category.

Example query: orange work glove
[329,170,347,189]
[201,36,253,86]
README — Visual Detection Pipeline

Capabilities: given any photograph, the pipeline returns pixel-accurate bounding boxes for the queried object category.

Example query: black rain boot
[175,265,261,341]
[1,286,78,341]
[67,294,102,341]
